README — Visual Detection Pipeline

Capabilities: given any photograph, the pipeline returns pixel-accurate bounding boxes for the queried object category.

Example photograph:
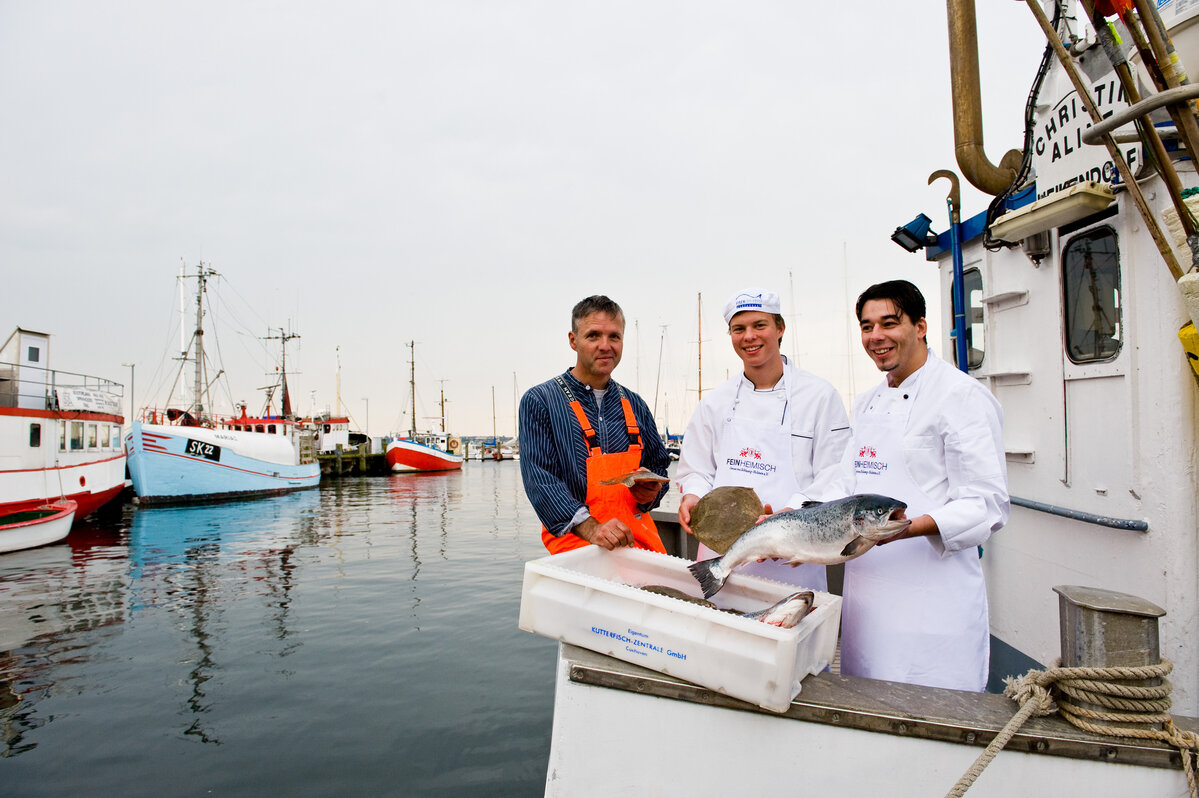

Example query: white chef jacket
[677,357,851,509]
[802,349,1009,555]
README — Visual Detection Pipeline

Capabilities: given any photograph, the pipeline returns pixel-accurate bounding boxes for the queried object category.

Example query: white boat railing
[0,360,123,411]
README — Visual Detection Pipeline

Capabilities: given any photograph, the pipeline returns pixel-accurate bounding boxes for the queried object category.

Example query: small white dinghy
[0,500,77,554]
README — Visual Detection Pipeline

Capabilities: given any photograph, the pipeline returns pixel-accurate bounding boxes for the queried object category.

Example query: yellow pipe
[947,0,1023,195]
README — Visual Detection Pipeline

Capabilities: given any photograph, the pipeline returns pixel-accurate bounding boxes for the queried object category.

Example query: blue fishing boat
[126,264,319,504]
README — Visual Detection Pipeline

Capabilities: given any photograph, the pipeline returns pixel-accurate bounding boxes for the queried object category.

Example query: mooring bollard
[1053,584,1167,732]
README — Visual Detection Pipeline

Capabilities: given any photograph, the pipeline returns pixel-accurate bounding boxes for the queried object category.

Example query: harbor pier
[316,443,391,477]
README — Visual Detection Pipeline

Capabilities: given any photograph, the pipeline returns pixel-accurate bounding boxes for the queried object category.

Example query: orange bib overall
[540,378,666,555]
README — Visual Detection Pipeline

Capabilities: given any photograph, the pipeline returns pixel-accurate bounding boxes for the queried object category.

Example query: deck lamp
[891,213,938,252]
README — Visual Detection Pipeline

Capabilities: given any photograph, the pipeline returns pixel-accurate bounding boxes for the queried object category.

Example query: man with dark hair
[519,295,670,553]
[803,279,1008,691]
[854,279,927,334]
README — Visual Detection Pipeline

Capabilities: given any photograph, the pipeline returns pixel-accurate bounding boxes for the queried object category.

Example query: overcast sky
[1,1,1046,437]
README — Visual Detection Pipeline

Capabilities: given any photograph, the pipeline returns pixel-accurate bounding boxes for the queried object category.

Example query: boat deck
[561,643,1197,771]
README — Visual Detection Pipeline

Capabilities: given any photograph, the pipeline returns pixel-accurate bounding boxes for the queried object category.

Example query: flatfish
[639,584,718,609]
[690,486,764,554]
[599,468,671,487]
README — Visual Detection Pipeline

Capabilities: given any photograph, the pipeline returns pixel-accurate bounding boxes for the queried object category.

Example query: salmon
[688,494,910,598]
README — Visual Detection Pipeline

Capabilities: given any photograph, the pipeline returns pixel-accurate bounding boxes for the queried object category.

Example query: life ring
[448,437,461,452]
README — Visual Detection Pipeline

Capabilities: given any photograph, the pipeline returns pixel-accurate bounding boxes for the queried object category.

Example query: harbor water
[0,462,563,797]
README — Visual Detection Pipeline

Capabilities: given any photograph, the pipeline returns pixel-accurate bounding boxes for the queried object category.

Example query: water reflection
[0,468,555,797]
[126,492,322,745]
[386,471,460,626]
[0,516,130,757]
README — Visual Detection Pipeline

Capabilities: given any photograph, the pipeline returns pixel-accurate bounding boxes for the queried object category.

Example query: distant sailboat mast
[843,242,856,402]
[696,292,703,401]
[788,270,801,367]
[491,385,499,451]
[653,324,667,417]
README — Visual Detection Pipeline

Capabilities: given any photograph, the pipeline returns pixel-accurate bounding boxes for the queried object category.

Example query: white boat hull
[545,644,1192,797]
[127,421,320,503]
[0,500,76,553]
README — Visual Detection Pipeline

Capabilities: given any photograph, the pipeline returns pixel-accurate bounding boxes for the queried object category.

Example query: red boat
[385,434,463,472]
[387,341,464,473]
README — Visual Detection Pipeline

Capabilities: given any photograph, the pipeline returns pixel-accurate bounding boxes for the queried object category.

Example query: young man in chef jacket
[676,288,850,591]
[801,279,1008,692]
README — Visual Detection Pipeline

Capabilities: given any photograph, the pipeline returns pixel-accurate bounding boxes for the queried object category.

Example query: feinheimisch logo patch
[739,447,763,460]
[854,443,887,475]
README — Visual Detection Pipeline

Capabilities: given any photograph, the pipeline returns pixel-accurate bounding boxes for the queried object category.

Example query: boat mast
[842,242,856,402]
[438,379,447,433]
[188,264,218,421]
[408,341,416,438]
[653,324,667,417]
[696,292,703,401]
[491,385,498,447]
[264,327,300,417]
[788,270,801,367]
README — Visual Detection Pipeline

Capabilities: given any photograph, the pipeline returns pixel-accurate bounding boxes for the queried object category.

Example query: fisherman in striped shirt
[518,296,671,554]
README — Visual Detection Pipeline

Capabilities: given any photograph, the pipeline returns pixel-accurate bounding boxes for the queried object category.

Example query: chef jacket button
[903,394,909,399]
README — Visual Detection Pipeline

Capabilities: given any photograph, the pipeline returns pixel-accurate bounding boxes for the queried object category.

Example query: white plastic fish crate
[518,546,841,713]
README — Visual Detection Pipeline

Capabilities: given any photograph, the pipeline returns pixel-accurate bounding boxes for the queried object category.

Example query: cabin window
[950,268,985,370]
[27,346,39,363]
[87,423,98,448]
[1063,226,1122,363]
[111,425,121,447]
[255,424,265,433]
[70,421,84,450]
[59,420,66,451]
[268,424,277,434]
[30,423,41,447]
[324,424,331,433]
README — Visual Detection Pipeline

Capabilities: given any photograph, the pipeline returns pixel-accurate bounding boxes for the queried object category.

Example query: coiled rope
[945,659,1198,798]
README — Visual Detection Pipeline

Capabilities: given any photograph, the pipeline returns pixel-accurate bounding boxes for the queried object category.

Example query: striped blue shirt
[519,370,670,536]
